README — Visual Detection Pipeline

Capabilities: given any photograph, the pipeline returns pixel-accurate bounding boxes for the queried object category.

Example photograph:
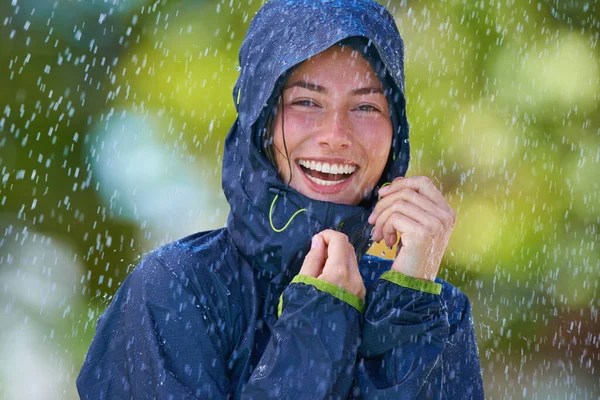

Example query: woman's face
[273,45,393,206]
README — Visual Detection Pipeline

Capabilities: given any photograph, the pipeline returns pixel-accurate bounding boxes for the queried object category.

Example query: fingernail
[378,186,389,194]
[367,214,374,224]
[311,236,317,248]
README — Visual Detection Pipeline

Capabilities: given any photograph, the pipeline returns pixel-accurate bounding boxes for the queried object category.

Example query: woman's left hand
[368,176,456,282]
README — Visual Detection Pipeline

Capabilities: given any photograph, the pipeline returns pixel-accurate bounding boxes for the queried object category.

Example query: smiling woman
[77,0,484,399]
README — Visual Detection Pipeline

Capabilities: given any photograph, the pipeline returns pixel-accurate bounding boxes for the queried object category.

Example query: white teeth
[306,175,347,186]
[298,160,357,175]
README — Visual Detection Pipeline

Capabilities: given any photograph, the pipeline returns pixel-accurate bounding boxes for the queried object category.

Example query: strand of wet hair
[270,93,293,186]
[280,94,293,186]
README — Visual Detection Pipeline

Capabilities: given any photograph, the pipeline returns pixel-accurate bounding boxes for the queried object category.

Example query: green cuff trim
[380,270,442,295]
[278,275,365,317]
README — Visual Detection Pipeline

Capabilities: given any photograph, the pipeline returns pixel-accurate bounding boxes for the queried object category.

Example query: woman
[77,0,484,398]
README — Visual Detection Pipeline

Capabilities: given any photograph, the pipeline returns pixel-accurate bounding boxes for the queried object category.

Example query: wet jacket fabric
[77,0,484,399]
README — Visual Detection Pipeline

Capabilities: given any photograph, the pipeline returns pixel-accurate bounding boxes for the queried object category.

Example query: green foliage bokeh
[0,0,598,397]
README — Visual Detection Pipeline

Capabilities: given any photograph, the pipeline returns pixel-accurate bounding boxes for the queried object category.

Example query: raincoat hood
[223,0,411,287]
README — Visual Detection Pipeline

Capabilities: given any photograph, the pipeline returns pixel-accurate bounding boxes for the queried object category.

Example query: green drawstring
[269,194,306,233]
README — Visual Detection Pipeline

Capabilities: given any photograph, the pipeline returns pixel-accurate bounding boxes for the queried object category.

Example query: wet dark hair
[263,94,292,185]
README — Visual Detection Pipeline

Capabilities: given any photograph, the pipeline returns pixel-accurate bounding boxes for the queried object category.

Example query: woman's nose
[316,111,353,149]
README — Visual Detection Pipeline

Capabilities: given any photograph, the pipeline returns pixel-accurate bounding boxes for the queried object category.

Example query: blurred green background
[0,0,598,398]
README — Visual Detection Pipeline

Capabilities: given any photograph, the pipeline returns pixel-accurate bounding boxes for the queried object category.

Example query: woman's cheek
[375,118,393,157]
[360,121,392,156]
[286,109,323,133]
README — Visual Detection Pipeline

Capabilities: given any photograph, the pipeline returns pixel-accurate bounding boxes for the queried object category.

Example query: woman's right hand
[299,229,366,301]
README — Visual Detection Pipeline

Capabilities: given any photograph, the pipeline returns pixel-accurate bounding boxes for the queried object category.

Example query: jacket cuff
[380,270,442,295]
[278,275,365,317]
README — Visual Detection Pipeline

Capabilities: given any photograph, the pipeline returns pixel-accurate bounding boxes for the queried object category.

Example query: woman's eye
[355,104,379,113]
[293,99,319,108]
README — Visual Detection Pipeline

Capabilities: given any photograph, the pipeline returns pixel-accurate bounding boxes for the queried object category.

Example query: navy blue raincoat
[77,0,484,398]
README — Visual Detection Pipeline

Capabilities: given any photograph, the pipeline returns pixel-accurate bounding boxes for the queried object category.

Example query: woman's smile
[296,158,359,191]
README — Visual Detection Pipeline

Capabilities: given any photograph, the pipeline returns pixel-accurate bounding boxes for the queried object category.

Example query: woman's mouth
[297,159,358,190]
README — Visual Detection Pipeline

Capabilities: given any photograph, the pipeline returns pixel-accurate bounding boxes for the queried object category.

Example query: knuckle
[383,222,396,235]
[399,188,416,200]
[396,188,411,201]
[410,189,421,201]
[430,218,443,234]
[392,211,404,223]
[393,199,407,211]
[329,229,348,239]
[418,176,431,185]
[450,209,457,224]
[442,214,453,229]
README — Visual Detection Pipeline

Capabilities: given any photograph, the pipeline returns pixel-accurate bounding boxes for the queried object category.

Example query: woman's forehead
[287,46,381,86]
[304,45,363,65]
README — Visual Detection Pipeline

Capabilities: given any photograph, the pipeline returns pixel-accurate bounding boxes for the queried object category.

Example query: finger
[378,176,452,214]
[347,244,358,273]
[379,176,450,213]
[372,199,444,246]
[387,214,439,282]
[372,201,421,246]
[369,187,452,229]
[317,230,350,268]
[370,189,445,239]
[347,246,366,300]
[299,235,326,277]
[381,212,426,248]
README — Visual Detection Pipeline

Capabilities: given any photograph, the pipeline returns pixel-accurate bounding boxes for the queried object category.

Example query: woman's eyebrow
[351,87,384,96]
[284,80,328,94]
[284,81,384,96]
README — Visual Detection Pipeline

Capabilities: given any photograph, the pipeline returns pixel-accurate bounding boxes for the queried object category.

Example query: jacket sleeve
[353,270,450,399]
[439,287,484,399]
[76,253,233,399]
[241,275,364,400]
